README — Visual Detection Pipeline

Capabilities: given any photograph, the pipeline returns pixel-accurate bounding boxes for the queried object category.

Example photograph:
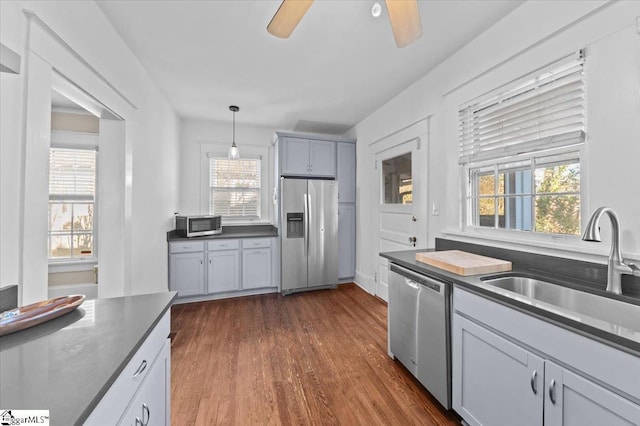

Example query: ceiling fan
[267,0,422,48]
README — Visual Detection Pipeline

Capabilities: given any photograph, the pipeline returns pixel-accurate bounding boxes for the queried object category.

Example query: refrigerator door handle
[303,193,309,257]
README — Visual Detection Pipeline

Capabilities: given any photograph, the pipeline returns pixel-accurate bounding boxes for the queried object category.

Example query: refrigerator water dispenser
[286,212,304,238]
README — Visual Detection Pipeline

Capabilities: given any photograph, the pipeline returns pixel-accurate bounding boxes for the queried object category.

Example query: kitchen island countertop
[0,291,177,425]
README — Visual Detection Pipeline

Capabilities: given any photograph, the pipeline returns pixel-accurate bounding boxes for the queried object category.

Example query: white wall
[352,1,640,293]
[179,119,276,223]
[0,1,180,302]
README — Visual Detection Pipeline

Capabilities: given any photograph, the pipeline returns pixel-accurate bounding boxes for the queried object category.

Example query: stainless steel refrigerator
[280,177,338,294]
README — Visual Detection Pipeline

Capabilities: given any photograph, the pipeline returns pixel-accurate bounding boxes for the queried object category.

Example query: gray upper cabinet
[337,142,356,203]
[281,136,336,177]
[281,137,310,176]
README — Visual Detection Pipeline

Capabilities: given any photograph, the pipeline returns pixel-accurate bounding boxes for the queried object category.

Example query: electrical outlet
[432,202,440,216]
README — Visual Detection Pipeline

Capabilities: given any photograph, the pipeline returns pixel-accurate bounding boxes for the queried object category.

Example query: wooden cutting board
[415,250,511,276]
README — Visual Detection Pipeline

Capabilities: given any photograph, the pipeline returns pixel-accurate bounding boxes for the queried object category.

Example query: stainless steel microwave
[175,215,222,238]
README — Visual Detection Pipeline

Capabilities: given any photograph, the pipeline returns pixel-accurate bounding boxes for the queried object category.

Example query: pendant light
[228,105,240,159]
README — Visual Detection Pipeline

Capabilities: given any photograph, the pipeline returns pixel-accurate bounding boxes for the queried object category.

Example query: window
[382,153,412,204]
[48,147,96,259]
[460,52,585,235]
[209,157,261,218]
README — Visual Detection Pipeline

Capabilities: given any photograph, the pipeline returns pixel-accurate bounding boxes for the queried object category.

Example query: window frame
[201,145,270,224]
[462,144,587,239]
[48,130,99,268]
[458,51,588,241]
[208,155,262,219]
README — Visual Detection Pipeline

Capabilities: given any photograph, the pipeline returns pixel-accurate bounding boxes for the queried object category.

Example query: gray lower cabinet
[86,312,171,425]
[169,237,276,298]
[453,315,543,426]
[338,203,356,279]
[118,339,170,426]
[169,252,205,297]
[453,288,640,426]
[544,361,640,426]
[242,248,271,289]
[207,249,241,293]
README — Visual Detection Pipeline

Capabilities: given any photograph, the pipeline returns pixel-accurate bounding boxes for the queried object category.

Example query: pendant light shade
[228,105,240,159]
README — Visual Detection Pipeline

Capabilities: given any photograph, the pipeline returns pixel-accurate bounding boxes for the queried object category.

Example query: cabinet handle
[549,379,556,404]
[530,370,538,395]
[132,360,147,378]
[142,403,150,426]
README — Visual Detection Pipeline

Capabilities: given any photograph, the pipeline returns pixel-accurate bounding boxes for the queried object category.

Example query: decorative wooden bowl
[0,294,85,336]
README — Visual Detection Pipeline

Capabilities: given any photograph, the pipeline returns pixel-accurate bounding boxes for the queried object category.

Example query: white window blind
[209,157,261,218]
[49,148,96,201]
[48,147,96,259]
[459,51,586,165]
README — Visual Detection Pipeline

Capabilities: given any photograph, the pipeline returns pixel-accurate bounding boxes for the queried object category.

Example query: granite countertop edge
[381,250,640,357]
[167,224,278,242]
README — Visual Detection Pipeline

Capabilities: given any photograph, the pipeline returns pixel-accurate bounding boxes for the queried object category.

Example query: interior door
[375,138,424,301]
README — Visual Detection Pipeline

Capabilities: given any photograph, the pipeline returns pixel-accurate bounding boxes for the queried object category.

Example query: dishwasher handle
[390,263,447,296]
[404,279,420,289]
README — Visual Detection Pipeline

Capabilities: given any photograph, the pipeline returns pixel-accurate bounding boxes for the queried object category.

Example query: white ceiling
[96,0,523,133]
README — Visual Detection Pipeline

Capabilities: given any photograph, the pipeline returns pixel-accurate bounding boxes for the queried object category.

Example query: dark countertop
[167,224,278,242]
[0,291,177,425]
[381,248,640,356]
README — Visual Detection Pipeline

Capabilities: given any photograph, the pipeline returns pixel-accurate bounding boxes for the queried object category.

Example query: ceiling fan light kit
[267,0,422,48]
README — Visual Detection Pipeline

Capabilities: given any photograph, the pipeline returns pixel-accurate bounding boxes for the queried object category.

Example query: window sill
[441,229,640,263]
[48,259,97,273]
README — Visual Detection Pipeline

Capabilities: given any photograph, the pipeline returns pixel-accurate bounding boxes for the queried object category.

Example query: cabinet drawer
[170,241,204,253]
[85,311,170,425]
[242,238,271,249]
[208,240,240,251]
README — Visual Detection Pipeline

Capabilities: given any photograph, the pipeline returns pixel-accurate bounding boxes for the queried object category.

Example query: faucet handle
[626,262,640,277]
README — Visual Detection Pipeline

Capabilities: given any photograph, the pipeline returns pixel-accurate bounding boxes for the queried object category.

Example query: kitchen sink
[481,276,640,333]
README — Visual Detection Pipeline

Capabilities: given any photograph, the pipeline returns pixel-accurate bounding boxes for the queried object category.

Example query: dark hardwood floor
[170,283,460,425]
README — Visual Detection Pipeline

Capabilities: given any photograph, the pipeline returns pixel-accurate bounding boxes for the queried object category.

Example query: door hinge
[374,159,378,170]
[374,272,377,282]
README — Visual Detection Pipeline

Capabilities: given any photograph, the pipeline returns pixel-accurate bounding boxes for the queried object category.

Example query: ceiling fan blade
[267,0,314,39]
[385,0,423,48]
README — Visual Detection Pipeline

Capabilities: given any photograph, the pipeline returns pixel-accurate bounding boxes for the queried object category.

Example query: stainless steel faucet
[582,207,640,294]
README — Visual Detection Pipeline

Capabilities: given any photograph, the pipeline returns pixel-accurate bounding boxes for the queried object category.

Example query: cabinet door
[281,137,310,176]
[242,248,272,289]
[309,140,336,177]
[544,361,640,426]
[118,339,170,426]
[207,250,241,293]
[337,142,356,203]
[169,252,205,297]
[452,314,544,426]
[338,204,355,279]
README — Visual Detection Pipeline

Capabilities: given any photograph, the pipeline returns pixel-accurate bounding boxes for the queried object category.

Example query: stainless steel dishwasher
[388,263,452,409]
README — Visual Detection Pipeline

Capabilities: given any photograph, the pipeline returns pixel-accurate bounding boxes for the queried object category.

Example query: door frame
[373,125,429,301]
